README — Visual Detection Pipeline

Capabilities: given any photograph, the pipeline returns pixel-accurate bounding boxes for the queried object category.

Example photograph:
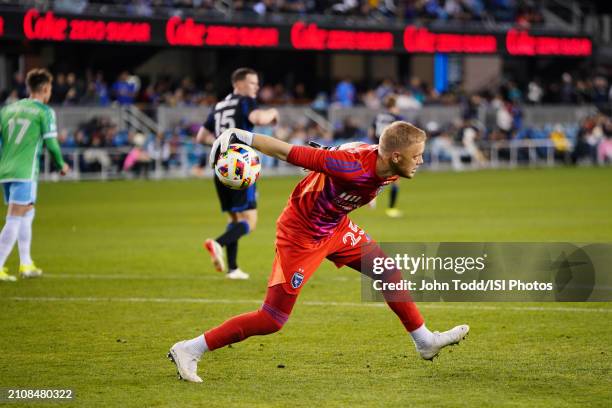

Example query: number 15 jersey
[203,93,258,137]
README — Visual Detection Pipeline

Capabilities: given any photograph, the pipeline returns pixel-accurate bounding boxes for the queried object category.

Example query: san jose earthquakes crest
[291,270,305,289]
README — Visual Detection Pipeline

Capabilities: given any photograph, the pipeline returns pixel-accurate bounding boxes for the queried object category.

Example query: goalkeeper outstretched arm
[209,127,362,178]
[209,128,292,164]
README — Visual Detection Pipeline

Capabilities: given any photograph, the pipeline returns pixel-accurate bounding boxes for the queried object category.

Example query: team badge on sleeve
[291,270,305,289]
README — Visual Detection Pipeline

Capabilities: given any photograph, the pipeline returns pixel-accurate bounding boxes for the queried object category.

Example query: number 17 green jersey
[0,98,64,182]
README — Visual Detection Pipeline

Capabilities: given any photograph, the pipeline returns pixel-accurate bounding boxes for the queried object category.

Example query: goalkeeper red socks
[204,284,296,351]
[386,300,425,332]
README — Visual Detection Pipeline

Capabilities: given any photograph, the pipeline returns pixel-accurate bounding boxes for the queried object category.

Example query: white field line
[4,296,612,313]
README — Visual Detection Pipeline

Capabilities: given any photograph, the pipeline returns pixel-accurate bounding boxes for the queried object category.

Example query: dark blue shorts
[214,176,257,213]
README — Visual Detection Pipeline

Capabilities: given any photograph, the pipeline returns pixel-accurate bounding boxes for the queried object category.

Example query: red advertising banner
[0,9,593,57]
[506,29,592,56]
[291,22,393,51]
[403,26,497,53]
[23,9,150,43]
[166,16,278,47]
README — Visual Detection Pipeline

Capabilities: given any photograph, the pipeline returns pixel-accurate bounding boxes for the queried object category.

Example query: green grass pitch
[0,167,611,407]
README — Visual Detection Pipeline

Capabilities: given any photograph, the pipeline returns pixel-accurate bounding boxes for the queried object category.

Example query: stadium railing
[157,106,331,133]
[328,105,599,129]
[54,104,599,137]
[38,138,580,181]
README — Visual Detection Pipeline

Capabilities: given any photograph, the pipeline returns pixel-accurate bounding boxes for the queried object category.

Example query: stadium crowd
[3,70,611,109]
[38,0,544,25]
[2,68,611,176]
[46,105,612,177]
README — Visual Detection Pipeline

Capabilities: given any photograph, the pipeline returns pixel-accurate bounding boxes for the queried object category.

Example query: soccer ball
[214,144,261,190]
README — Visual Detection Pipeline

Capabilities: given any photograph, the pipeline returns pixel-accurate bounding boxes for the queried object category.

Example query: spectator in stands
[254,0,280,15]
[408,77,426,104]
[112,71,138,105]
[123,133,153,178]
[11,72,28,99]
[362,89,381,109]
[334,117,365,140]
[559,73,576,104]
[63,87,80,105]
[428,121,463,171]
[3,90,19,106]
[293,83,310,104]
[127,0,154,17]
[51,73,69,104]
[94,71,110,106]
[527,79,543,104]
[376,79,394,101]
[396,89,422,110]
[462,94,482,121]
[549,124,572,164]
[460,121,487,167]
[330,0,359,15]
[572,115,605,164]
[146,132,171,171]
[83,134,112,172]
[597,120,612,165]
[333,78,356,107]
[423,0,447,20]
[506,81,522,103]
[311,91,329,113]
[591,76,609,107]
[54,0,88,14]
[66,72,82,99]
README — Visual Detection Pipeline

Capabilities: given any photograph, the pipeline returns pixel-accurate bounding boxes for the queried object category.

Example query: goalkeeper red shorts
[268,217,377,295]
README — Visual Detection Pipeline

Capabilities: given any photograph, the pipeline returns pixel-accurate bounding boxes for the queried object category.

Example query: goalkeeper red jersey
[278,143,397,244]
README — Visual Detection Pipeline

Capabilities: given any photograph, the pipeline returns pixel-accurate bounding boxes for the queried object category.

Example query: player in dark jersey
[369,95,404,218]
[196,68,279,280]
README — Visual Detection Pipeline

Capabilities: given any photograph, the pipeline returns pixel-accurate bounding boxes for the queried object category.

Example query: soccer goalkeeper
[169,121,469,382]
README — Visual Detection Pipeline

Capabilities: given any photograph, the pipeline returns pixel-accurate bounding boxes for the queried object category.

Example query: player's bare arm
[195,126,215,145]
[248,108,279,126]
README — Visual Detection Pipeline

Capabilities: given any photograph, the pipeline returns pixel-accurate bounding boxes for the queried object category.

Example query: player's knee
[247,219,257,232]
[243,212,257,232]
[260,306,289,334]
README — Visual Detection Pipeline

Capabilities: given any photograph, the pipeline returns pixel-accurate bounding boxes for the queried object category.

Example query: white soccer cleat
[226,268,249,280]
[416,324,470,360]
[204,239,225,273]
[167,341,203,383]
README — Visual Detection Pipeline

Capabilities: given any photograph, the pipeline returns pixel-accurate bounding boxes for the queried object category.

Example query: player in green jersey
[0,68,69,282]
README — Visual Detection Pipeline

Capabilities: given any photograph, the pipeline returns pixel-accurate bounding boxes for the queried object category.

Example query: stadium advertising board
[0,8,593,56]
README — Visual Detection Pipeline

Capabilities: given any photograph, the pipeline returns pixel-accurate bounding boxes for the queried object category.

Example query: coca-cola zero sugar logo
[403,26,497,54]
[506,29,591,56]
[23,9,150,43]
[291,22,393,51]
[166,17,278,48]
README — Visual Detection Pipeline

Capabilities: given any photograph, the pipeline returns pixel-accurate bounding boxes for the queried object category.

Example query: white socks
[0,216,21,267]
[410,324,435,349]
[184,334,209,357]
[18,208,34,266]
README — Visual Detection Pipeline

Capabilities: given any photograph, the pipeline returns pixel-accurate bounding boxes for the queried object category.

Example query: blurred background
[1,0,612,179]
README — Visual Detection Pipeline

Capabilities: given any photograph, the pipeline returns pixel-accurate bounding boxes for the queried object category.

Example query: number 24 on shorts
[343,221,365,247]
